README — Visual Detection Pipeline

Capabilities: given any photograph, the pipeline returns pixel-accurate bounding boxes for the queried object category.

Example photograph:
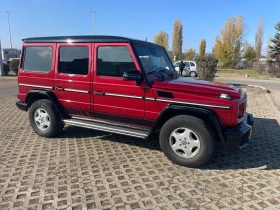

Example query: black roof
[22,35,163,48]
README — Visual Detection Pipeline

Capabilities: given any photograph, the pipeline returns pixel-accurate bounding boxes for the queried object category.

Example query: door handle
[55,87,64,91]
[94,91,104,95]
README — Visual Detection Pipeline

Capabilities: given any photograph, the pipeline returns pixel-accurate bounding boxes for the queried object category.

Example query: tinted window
[184,62,190,67]
[97,46,135,77]
[23,47,52,72]
[190,62,195,66]
[59,46,88,75]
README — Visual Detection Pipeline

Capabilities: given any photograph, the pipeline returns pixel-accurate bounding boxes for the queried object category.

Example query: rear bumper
[223,113,254,152]
[16,100,28,111]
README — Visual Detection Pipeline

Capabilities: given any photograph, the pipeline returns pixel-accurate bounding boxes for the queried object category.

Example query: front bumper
[16,100,28,111]
[223,113,254,152]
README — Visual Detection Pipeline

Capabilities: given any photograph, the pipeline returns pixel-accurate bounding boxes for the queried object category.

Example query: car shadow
[56,117,280,170]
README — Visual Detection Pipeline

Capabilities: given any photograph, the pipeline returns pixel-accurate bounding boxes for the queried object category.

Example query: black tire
[190,71,197,77]
[159,115,215,167]
[28,99,64,138]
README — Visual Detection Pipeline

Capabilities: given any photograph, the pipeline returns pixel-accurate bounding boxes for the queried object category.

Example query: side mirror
[123,70,142,81]
[123,70,143,85]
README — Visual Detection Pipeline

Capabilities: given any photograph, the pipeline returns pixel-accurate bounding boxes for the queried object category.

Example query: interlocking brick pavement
[0,88,280,210]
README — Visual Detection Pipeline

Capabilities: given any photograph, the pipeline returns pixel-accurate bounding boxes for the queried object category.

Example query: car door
[174,62,180,72]
[184,61,191,74]
[54,43,92,117]
[92,43,145,121]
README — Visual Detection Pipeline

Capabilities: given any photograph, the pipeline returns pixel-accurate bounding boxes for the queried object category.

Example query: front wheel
[28,99,64,138]
[159,115,215,167]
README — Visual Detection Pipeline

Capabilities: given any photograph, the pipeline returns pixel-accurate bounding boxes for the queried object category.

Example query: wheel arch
[25,90,67,118]
[147,104,225,142]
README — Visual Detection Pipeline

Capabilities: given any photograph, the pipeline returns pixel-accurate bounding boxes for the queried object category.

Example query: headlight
[220,93,232,100]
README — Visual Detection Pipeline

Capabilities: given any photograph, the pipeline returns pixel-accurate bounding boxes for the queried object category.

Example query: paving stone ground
[0,88,280,210]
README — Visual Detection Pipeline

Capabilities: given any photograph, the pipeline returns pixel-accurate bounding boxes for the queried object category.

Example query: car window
[97,46,136,77]
[190,62,195,67]
[174,62,179,67]
[184,62,190,67]
[23,46,52,72]
[59,46,89,75]
[134,45,174,73]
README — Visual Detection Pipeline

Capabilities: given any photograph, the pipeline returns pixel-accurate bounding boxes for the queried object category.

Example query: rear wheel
[190,71,197,77]
[29,99,64,137]
[159,115,215,167]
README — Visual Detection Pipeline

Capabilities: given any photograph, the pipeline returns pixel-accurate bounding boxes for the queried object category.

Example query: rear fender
[25,90,67,118]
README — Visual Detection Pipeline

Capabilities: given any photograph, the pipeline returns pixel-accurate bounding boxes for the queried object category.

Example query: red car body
[16,36,253,166]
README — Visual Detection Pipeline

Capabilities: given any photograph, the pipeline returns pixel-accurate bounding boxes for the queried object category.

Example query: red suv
[16,36,253,167]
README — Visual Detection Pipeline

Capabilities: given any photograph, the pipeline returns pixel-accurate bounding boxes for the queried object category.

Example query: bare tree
[255,19,264,60]
[172,19,183,60]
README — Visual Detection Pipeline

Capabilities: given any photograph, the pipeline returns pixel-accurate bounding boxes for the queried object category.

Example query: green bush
[9,59,20,75]
[3,63,10,75]
[195,54,218,81]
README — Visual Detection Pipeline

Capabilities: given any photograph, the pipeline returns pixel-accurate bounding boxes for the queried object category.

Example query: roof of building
[22,35,163,48]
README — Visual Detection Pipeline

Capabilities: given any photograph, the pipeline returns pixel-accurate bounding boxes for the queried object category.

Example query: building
[1,48,21,64]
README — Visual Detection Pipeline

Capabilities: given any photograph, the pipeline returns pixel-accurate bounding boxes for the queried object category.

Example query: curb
[265,93,280,123]
[247,84,269,92]
[228,83,270,93]
[230,83,280,122]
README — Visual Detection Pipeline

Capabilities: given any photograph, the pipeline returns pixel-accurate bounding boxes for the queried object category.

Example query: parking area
[0,88,280,210]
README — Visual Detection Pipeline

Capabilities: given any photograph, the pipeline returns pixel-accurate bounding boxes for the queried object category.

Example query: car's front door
[92,43,145,122]
[54,43,92,117]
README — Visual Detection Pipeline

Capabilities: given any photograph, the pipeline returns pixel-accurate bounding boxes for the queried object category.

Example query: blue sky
[0,0,279,55]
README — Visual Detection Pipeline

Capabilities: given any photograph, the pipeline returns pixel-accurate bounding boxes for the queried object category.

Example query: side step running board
[63,118,148,139]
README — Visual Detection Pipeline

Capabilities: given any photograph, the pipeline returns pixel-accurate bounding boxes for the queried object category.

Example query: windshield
[134,45,175,74]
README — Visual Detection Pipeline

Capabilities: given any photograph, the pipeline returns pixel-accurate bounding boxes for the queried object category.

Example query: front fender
[146,104,225,142]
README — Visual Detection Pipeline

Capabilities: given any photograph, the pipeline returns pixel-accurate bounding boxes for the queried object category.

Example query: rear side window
[59,46,89,75]
[184,62,190,67]
[23,47,52,72]
[97,46,135,77]
[190,62,195,66]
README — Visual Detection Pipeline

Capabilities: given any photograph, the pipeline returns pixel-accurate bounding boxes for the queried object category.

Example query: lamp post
[92,11,97,35]
[0,39,3,76]
[6,11,12,49]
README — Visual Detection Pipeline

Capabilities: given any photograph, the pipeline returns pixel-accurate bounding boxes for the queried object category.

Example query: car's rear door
[184,61,191,74]
[54,43,92,117]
